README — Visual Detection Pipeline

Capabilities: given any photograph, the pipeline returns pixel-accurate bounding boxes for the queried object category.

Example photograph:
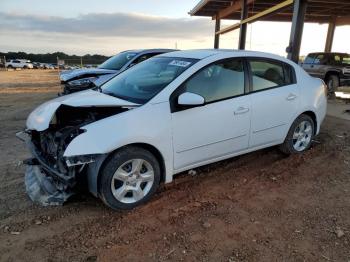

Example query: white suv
[6,59,34,69]
[18,49,327,209]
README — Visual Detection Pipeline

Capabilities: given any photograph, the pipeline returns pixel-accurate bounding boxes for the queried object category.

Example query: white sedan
[18,49,327,209]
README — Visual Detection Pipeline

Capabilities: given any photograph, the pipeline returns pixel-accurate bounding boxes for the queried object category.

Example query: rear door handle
[286,94,297,101]
[234,107,249,115]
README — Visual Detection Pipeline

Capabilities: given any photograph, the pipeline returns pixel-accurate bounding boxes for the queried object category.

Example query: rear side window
[249,60,296,92]
[132,53,159,65]
[183,59,245,103]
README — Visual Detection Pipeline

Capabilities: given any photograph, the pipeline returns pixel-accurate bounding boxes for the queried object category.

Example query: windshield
[101,57,198,104]
[98,51,138,70]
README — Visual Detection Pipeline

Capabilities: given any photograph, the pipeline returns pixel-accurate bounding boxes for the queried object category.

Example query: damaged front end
[17,104,129,206]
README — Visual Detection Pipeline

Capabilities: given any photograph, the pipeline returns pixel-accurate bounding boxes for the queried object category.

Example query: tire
[99,146,161,210]
[7,65,13,69]
[279,114,315,155]
[326,74,339,94]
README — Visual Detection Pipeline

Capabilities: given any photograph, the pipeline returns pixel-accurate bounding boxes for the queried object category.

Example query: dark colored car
[302,52,350,92]
[59,49,177,95]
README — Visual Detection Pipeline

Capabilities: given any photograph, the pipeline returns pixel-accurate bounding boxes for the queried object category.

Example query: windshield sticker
[169,60,191,67]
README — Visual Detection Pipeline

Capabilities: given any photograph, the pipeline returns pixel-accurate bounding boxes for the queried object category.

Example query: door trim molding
[175,134,247,153]
[252,123,286,134]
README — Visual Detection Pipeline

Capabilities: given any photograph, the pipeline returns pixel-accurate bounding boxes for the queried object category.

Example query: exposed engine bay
[19,105,129,206]
[32,105,125,172]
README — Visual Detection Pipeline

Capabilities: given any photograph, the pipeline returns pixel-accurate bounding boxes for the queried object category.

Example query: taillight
[320,80,327,94]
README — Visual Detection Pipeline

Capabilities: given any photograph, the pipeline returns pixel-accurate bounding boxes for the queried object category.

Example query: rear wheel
[280,114,315,155]
[99,146,161,210]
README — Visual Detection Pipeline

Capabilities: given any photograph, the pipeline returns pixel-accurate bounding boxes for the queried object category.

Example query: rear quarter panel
[296,67,327,135]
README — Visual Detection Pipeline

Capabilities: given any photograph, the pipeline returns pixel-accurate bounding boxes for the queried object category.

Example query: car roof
[159,49,223,59]
[120,49,178,55]
[159,49,293,64]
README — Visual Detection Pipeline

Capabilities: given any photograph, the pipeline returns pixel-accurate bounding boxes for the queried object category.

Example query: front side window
[101,57,197,104]
[183,59,245,103]
[314,54,326,65]
[249,60,287,91]
[304,54,316,64]
[98,51,138,70]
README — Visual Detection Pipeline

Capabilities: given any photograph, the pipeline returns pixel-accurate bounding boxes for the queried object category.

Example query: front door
[308,53,327,78]
[171,58,251,170]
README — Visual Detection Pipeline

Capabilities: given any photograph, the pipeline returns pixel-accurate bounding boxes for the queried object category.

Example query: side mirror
[178,92,205,106]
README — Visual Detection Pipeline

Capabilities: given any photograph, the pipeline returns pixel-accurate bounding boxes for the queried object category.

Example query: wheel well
[97,143,166,193]
[325,71,339,81]
[130,143,166,183]
[301,111,317,135]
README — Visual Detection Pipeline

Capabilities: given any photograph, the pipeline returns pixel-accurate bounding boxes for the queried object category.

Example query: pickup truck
[301,52,350,93]
[5,59,34,69]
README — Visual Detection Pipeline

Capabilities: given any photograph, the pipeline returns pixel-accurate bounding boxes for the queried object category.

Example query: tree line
[0,51,110,65]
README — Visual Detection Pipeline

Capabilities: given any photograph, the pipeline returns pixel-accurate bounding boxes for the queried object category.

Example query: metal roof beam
[336,17,350,25]
[213,0,254,20]
[216,0,294,35]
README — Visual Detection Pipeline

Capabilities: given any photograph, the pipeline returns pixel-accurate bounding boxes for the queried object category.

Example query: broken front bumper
[16,131,75,206]
[25,165,73,206]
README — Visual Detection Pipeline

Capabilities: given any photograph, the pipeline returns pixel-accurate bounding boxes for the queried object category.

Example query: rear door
[247,58,300,148]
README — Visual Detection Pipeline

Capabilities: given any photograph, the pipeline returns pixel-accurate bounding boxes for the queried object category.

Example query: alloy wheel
[110,159,154,204]
[292,120,313,151]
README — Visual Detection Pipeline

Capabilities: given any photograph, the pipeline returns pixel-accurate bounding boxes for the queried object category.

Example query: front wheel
[280,114,315,155]
[99,146,161,210]
[326,74,339,94]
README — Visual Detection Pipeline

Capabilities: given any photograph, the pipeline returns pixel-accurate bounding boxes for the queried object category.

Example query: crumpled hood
[26,90,138,131]
[60,68,117,82]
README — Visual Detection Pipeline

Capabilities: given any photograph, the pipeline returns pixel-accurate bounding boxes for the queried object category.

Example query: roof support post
[214,16,221,49]
[325,19,336,53]
[238,0,248,50]
[287,0,307,63]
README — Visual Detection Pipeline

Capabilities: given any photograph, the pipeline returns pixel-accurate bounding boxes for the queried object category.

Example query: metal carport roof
[190,0,350,24]
[189,0,350,62]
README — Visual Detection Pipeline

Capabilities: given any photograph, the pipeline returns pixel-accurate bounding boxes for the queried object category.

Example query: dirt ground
[0,70,350,262]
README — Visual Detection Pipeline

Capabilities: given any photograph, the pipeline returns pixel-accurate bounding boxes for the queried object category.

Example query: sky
[0,0,349,57]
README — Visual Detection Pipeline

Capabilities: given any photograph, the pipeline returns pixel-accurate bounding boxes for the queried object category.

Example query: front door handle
[234,107,249,115]
[286,94,297,101]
